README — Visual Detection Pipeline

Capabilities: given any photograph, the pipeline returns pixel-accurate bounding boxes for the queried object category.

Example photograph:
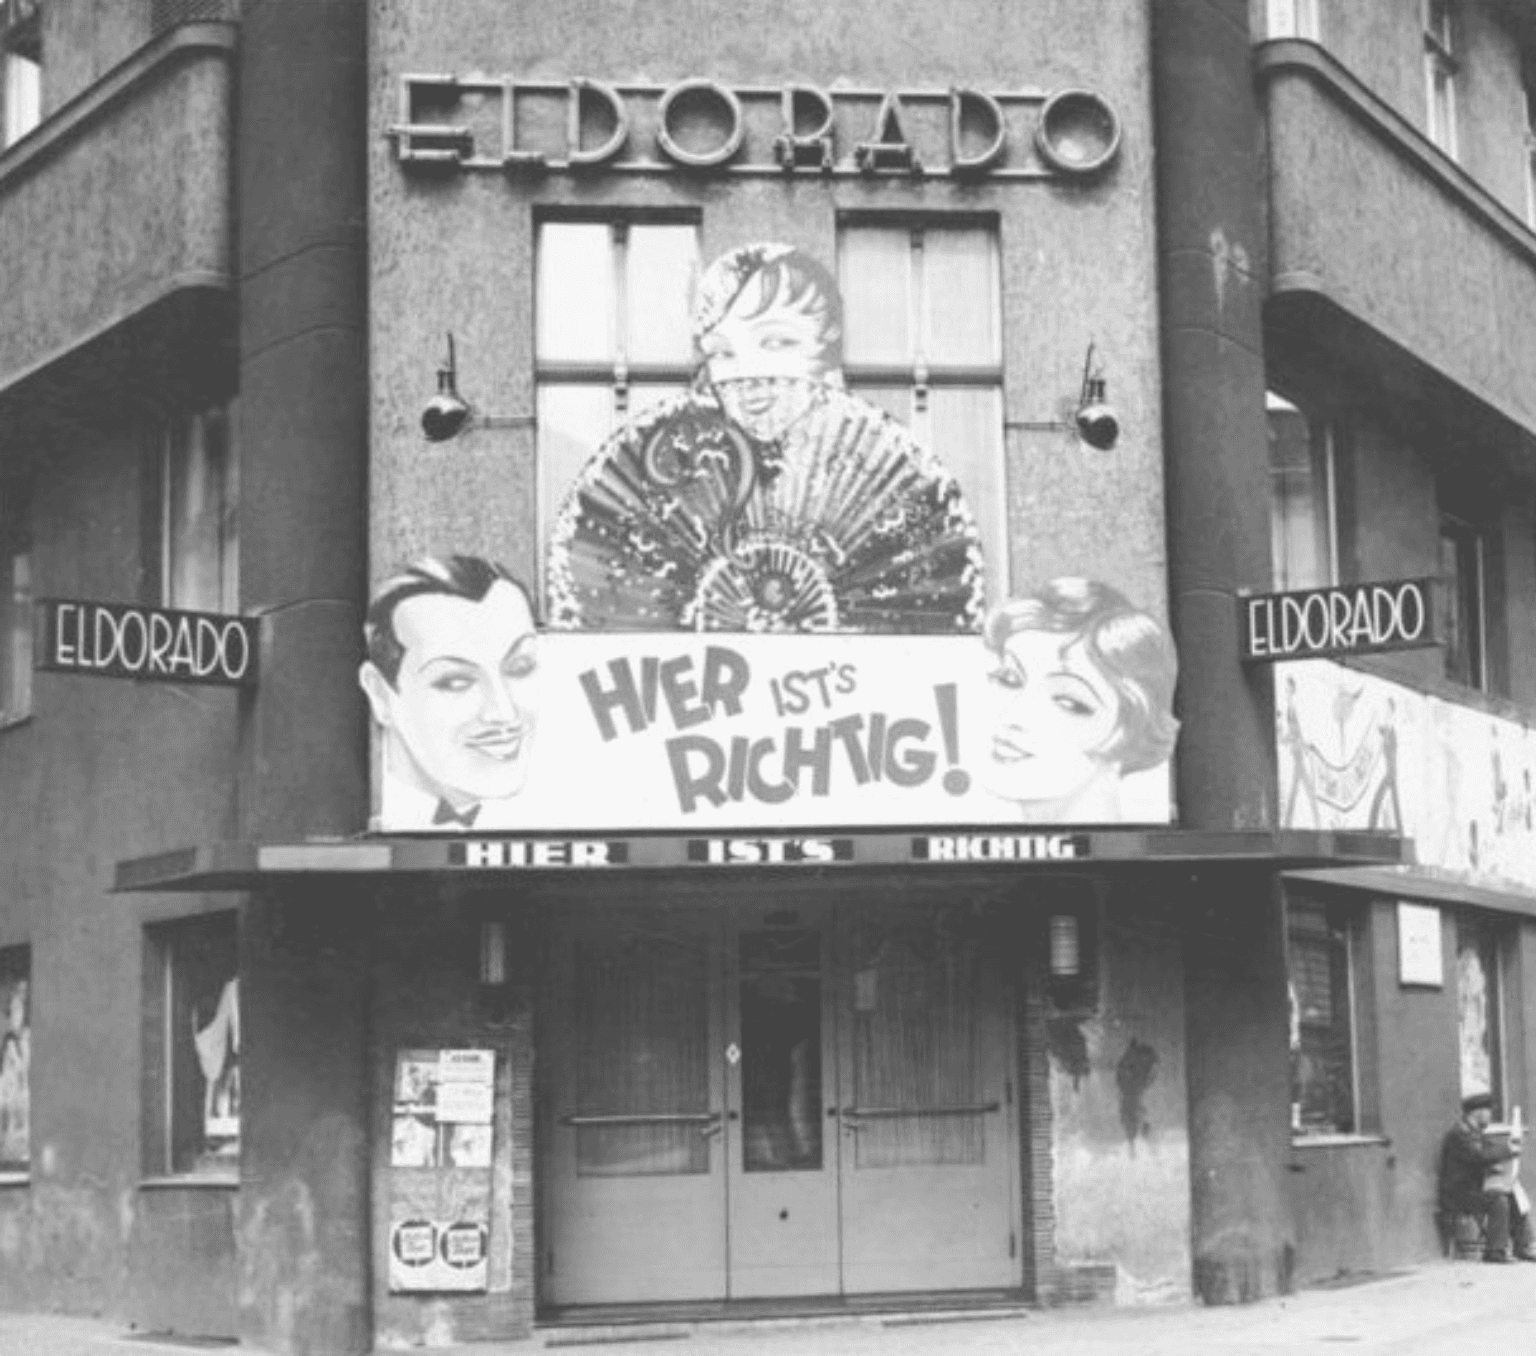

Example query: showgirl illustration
[547,243,986,633]
[978,579,1178,823]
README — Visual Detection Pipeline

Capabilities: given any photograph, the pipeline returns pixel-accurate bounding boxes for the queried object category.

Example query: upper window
[0,947,29,1176]
[1288,897,1372,1138]
[1267,392,1337,592]
[535,218,701,598]
[1456,913,1506,1113]
[1,13,40,149]
[0,505,31,728]
[144,914,239,1179]
[838,222,1006,597]
[1423,0,1459,159]
[1265,0,1320,40]
[1439,510,1487,690]
[161,405,237,613]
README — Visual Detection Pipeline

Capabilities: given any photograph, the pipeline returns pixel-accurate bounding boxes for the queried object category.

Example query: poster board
[1396,902,1443,988]
[388,1048,496,1293]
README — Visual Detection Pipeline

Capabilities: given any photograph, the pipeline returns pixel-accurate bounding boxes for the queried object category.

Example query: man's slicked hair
[364,556,532,688]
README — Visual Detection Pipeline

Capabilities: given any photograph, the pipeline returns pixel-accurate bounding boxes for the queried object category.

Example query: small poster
[1397,902,1443,988]
[389,1048,497,1293]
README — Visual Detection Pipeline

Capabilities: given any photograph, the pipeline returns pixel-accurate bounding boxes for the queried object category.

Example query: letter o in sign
[656,78,745,168]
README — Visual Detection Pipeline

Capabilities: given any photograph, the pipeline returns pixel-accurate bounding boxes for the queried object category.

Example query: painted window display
[546,242,986,633]
[1456,915,1504,1106]
[0,949,29,1173]
[367,241,1179,832]
[148,914,238,1176]
[1277,658,1536,892]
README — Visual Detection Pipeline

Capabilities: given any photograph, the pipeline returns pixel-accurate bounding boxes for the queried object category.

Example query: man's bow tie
[433,799,481,828]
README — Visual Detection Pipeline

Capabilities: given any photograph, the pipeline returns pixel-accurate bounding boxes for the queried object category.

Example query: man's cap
[1462,1092,1496,1113]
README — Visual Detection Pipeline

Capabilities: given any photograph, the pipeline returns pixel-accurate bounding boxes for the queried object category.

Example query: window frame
[533,213,703,604]
[1454,911,1509,1114]
[1287,894,1376,1142]
[157,404,239,615]
[1266,389,1339,593]
[142,914,240,1184]
[0,944,30,1181]
[836,215,1008,598]
[1,9,41,150]
[1423,0,1459,159]
[1265,0,1320,41]
[1438,508,1488,691]
[0,501,32,730]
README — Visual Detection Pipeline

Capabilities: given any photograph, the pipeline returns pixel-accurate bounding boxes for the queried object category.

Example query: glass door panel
[837,902,1018,1294]
[726,902,840,1297]
[545,908,727,1305]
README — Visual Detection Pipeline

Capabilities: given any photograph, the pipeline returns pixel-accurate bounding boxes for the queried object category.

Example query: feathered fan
[547,382,986,633]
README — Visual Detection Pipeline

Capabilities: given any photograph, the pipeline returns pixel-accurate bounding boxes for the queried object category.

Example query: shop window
[159,404,237,613]
[1439,510,1487,690]
[0,947,29,1176]
[1,12,40,149]
[837,221,1007,592]
[1456,913,1507,1112]
[1265,0,1319,40]
[1267,392,1337,592]
[143,915,238,1179]
[535,218,702,596]
[0,507,30,728]
[1423,0,1459,158]
[1288,898,1374,1138]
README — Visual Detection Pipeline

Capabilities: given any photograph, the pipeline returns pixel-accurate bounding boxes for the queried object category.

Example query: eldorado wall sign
[36,599,258,687]
[1240,579,1436,663]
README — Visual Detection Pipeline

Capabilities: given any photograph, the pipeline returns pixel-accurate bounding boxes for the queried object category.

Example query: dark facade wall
[1182,867,1296,1304]
[232,1,372,1353]
[1153,0,1277,835]
[39,0,155,115]
[1316,0,1532,221]
[0,417,242,1325]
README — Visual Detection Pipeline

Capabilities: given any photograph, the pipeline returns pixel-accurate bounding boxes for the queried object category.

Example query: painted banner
[365,243,1179,834]
[363,604,1178,834]
[388,1049,495,1294]
[1278,659,1536,893]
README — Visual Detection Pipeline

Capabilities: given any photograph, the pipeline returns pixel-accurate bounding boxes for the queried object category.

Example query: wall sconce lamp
[479,919,509,987]
[422,333,472,442]
[1014,342,1121,451]
[1048,913,1082,979]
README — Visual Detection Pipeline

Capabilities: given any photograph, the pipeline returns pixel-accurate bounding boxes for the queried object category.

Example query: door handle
[699,1112,724,1140]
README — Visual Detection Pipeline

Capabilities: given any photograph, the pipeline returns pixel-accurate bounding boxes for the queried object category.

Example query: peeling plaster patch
[1047,1016,1093,1089]
[0,1210,21,1259]
[1208,227,1251,317]
[1116,1038,1158,1148]
[39,1143,56,1175]
[117,1187,135,1242]
[1116,1266,1189,1306]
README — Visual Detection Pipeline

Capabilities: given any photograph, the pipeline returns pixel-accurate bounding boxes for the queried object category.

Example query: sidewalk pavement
[0,1260,1532,1356]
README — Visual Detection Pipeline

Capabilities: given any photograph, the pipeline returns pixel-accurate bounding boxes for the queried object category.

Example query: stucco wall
[1263,51,1536,443]
[1313,0,1531,222]
[1048,889,1192,1305]
[0,29,234,397]
[367,0,1168,614]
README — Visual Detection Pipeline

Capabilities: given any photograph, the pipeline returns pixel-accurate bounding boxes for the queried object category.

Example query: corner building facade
[2,1,1536,1351]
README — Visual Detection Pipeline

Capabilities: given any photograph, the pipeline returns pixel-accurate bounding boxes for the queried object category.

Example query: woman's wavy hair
[984,577,1180,773]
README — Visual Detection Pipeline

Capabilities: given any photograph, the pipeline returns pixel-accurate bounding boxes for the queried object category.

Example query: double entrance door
[542,894,1019,1306]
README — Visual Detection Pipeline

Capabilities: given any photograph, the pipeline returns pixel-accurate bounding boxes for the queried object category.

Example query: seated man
[1440,1092,1534,1262]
